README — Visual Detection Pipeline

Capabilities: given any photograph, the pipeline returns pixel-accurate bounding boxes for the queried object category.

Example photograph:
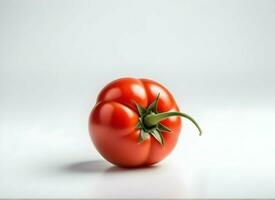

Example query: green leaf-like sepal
[147,93,160,113]
[135,122,142,129]
[157,123,171,133]
[138,130,150,143]
[150,129,164,146]
[133,101,146,116]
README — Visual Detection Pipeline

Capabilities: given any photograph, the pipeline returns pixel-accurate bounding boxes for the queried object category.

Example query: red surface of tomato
[89,77,201,167]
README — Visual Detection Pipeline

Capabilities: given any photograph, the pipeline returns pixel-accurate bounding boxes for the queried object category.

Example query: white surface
[1,105,275,198]
[1,0,275,198]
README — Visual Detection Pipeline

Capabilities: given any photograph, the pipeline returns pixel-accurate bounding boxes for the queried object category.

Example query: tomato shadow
[104,165,158,174]
[61,160,159,174]
[62,160,111,173]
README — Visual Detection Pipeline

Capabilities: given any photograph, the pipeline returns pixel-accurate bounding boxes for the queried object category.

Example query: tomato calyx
[134,94,169,146]
[134,94,202,146]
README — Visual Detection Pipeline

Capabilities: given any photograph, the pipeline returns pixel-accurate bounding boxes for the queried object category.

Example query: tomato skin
[89,78,182,167]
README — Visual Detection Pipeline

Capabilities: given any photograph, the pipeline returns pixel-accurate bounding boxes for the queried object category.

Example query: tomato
[89,77,201,167]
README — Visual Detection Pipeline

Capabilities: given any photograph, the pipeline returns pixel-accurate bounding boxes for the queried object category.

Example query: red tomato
[89,77,201,167]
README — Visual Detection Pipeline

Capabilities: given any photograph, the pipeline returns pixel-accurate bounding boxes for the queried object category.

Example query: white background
[1,0,275,198]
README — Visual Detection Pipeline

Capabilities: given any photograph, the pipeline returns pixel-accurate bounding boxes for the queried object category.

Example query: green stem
[144,112,202,136]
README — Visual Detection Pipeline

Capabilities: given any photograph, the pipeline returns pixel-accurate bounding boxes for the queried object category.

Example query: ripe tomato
[89,77,201,167]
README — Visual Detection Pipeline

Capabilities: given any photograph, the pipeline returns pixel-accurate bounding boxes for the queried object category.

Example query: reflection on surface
[96,161,185,198]
[60,160,185,198]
